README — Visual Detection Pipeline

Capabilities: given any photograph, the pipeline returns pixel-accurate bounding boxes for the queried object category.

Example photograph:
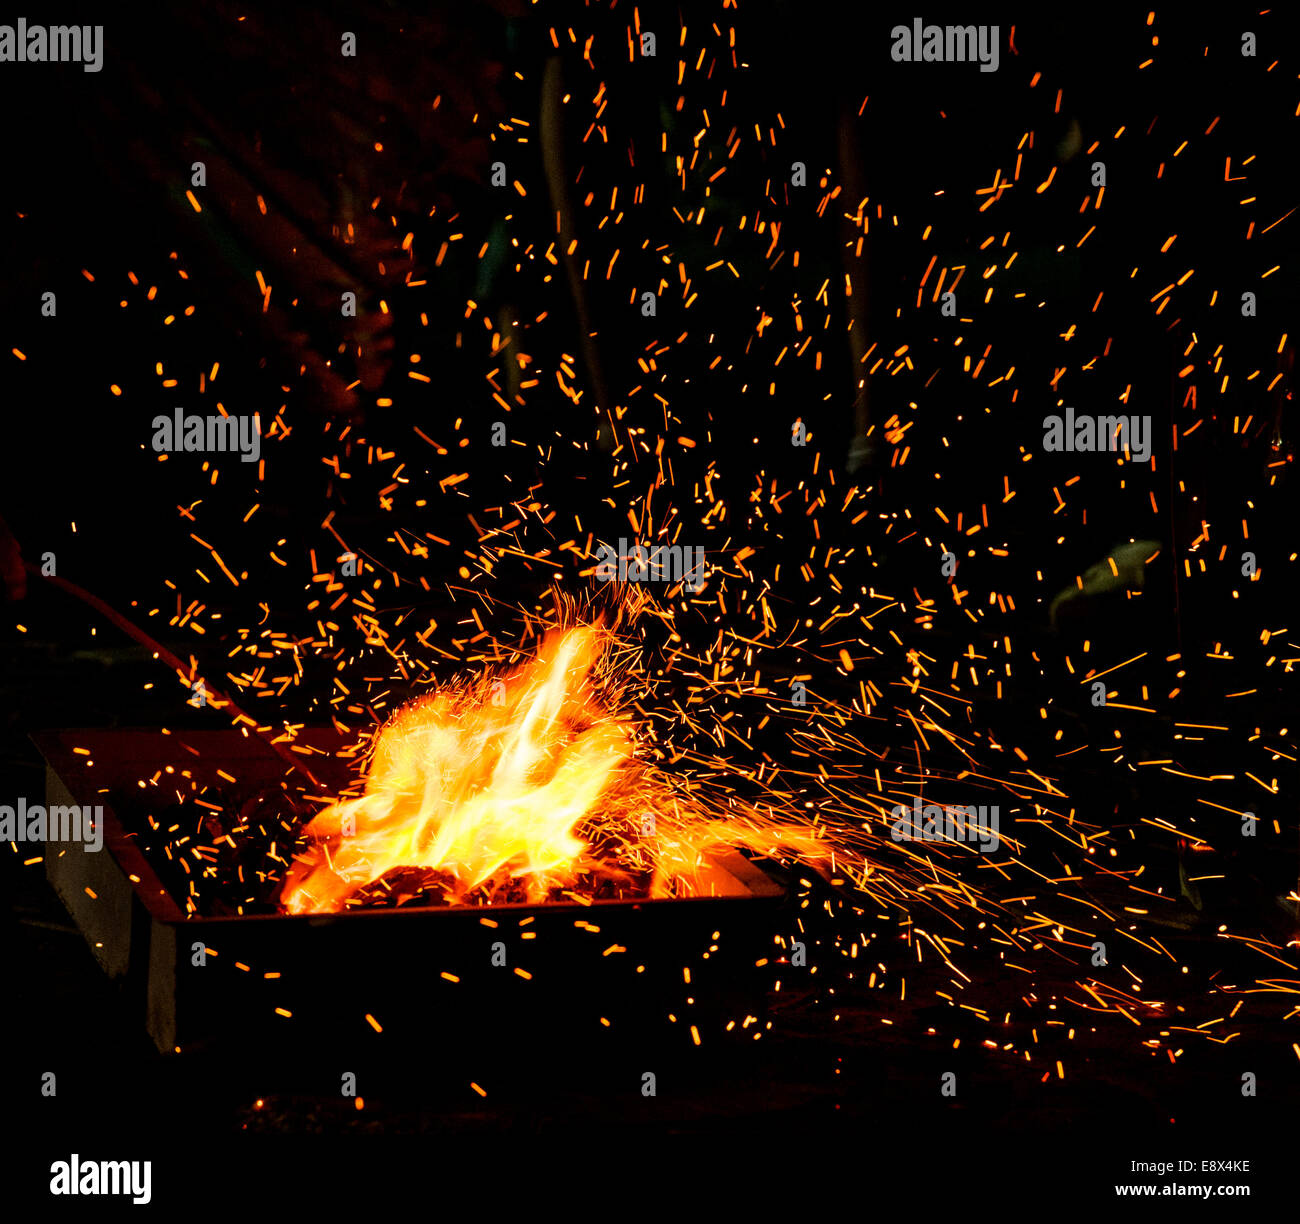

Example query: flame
[280,623,827,914]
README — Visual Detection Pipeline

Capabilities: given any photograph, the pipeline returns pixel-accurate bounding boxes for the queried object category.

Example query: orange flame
[280,623,827,913]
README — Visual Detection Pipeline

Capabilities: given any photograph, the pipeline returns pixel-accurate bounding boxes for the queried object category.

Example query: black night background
[1,3,1295,1209]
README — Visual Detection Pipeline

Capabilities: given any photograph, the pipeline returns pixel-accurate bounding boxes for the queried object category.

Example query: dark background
[1,2,1295,1208]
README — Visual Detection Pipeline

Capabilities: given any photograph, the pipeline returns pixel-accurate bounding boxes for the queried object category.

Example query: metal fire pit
[35,729,791,1070]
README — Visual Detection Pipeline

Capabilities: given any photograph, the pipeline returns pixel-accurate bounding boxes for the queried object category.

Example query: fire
[280,623,828,914]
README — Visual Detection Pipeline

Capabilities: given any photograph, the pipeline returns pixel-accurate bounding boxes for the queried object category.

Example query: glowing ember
[280,623,828,913]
